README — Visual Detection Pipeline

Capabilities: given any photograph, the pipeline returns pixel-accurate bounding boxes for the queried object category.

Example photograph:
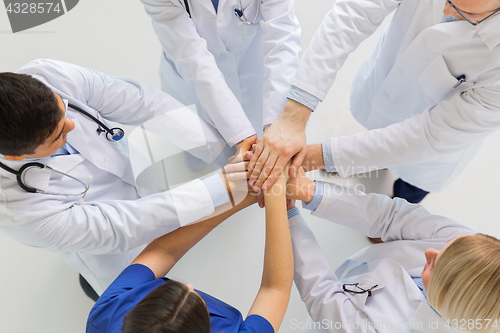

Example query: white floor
[1,1,500,332]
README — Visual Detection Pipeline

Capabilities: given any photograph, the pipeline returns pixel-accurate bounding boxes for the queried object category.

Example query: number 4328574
[6,3,62,14]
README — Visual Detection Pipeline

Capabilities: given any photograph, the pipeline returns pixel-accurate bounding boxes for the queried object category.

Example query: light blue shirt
[302,180,324,213]
[287,86,321,111]
[411,276,427,298]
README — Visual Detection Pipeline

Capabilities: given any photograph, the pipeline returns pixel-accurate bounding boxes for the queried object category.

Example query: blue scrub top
[86,264,274,333]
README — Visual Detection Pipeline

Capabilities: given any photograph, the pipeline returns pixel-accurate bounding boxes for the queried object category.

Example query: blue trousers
[393,178,429,204]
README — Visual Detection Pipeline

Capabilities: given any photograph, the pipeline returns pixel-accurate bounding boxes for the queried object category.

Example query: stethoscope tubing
[68,103,124,142]
[0,160,89,196]
[236,0,261,25]
[0,102,122,198]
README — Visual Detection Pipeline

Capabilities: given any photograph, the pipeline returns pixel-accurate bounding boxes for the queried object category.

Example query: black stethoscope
[68,103,125,142]
[0,103,125,203]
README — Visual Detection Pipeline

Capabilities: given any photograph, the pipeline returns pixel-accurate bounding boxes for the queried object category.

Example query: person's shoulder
[15,59,92,96]
[86,264,162,333]
[16,59,73,77]
[238,314,274,333]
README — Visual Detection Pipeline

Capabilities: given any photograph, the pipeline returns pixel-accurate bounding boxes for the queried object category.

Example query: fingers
[223,161,248,173]
[289,146,307,179]
[257,191,265,208]
[248,149,271,190]
[259,155,289,191]
[230,135,258,163]
[253,146,282,190]
[226,170,251,181]
[248,139,265,174]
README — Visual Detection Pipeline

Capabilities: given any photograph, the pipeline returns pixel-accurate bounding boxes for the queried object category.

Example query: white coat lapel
[66,118,94,164]
[25,154,85,192]
[217,0,228,13]
[336,260,386,311]
[0,154,84,193]
[66,108,129,181]
[191,0,216,16]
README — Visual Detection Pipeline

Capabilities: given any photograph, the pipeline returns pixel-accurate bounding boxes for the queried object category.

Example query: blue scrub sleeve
[239,314,274,333]
[287,85,321,111]
[202,173,230,207]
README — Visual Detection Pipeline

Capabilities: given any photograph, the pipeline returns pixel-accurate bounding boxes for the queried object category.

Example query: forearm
[313,182,474,241]
[261,184,293,291]
[279,99,312,129]
[132,194,256,279]
[260,0,301,126]
[291,0,399,100]
[142,0,255,145]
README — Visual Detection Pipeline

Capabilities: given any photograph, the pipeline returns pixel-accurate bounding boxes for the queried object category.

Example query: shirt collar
[475,12,500,49]
[434,13,500,49]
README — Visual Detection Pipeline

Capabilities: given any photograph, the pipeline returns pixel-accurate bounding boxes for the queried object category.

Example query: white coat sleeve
[330,85,500,177]
[291,0,400,100]
[312,182,474,242]
[140,0,256,146]
[259,0,301,126]
[24,59,227,163]
[1,179,215,255]
[289,213,376,333]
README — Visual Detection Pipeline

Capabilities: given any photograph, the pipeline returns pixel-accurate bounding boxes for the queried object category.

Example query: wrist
[282,99,312,127]
[263,178,287,197]
[301,179,316,203]
[303,144,325,171]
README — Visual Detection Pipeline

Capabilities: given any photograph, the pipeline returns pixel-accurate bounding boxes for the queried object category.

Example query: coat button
[399,67,404,76]
[393,268,399,276]
[218,14,224,21]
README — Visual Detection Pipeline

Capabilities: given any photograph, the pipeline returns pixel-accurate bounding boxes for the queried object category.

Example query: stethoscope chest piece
[68,103,125,142]
[101,127,125,141]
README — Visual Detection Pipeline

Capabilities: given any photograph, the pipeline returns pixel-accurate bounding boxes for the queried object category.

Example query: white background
[1,0,500,332]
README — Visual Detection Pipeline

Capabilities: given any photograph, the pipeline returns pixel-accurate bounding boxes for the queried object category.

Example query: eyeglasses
[445,0,500,26]
[342,283,379,297]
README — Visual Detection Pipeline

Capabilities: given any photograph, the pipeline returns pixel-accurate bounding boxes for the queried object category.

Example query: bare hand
[229,135,258,163]
[285,167,316,202]
[248,100,311,192]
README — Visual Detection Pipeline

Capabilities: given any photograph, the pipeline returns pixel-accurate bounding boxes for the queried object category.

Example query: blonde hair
[427,234,500,333]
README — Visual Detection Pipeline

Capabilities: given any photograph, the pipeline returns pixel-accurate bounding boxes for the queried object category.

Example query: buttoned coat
[142,0,301,145]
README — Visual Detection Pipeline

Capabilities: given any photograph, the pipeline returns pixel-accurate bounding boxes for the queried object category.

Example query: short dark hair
[0,72,62,156]
[122,281,211,333]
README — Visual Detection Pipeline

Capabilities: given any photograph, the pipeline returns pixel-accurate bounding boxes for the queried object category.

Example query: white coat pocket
[418,55,473,103]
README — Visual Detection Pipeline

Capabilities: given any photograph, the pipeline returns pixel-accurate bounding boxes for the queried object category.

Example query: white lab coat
[141,0,301,145]
[0,59,226,294]
[292,0,500,192]
[291,182,473,332]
